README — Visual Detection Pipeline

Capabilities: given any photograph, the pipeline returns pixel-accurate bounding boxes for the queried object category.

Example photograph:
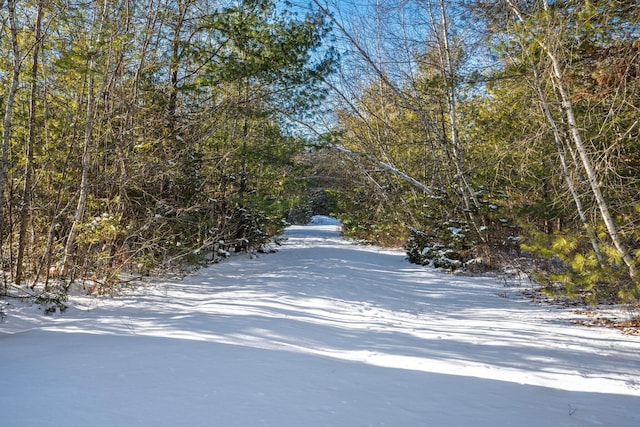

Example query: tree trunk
[432,0,486,241]
[63,0,109,282]
[549,52,637,279]
[506,0,637,281]
[16,0,44,285]
[1,0,21,252]
[529,61,603,262]
[331,146,435,195]
[168,1,190,135]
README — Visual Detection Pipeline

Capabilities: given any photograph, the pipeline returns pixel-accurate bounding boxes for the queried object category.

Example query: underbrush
[520,231,640,305]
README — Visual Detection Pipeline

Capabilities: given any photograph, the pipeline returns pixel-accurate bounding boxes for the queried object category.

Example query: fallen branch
[329,145,435,196]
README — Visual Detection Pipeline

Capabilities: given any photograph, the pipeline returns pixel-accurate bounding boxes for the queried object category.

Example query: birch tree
[311,0,492,254]
[503,0,638,283]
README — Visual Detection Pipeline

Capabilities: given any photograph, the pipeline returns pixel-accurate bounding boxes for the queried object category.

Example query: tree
[468,0,640,300]
[0,0,333,295]
[310,0,494,258]
[16,0,44,285]
[62,0,109,282]
[504,0,637,283]
[1,0,21,261]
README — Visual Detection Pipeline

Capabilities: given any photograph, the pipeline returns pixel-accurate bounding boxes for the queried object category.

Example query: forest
[0,0,639,305]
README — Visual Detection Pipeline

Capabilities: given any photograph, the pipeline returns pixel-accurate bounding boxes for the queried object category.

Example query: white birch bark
[331,145,435,195]
[506,0,637,280]
[530,62,603,262]
[431,0,487,240]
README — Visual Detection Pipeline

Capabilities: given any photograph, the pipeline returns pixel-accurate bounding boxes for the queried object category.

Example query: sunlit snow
[1,215,639,426]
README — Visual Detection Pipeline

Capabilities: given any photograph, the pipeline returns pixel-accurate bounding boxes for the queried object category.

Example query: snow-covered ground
[1,216,639,426]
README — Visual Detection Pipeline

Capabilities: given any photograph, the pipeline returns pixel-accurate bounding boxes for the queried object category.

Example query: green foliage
[1,0,638,307]
[0,0,333,291]
[322,175,411,248]
[35,286,68,315]
[341,217,408,248]
[521,230,638,304]
[77,213,122,246]
[405,222,469,271]
[302,0,639,306]
[286,189,337,225]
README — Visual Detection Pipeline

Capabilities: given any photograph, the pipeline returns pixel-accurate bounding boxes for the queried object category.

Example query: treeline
[307,0,640,303]
[0,0,332,294]
[2,0,638,305]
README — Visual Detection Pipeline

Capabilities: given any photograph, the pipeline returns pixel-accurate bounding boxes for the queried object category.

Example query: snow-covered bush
[35,286,68,315]
[405,225,468,271]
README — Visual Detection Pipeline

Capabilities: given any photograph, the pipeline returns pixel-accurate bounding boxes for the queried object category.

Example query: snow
[1,215,639,426]
[308,214,341,225]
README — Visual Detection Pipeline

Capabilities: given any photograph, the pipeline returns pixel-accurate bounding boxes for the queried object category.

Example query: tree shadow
[2,224,640,425]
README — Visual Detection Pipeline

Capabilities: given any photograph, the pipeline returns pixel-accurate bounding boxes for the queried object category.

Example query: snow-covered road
[1,217,639,426]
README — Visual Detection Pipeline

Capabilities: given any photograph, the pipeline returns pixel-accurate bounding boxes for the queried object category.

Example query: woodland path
[1,218,639,426]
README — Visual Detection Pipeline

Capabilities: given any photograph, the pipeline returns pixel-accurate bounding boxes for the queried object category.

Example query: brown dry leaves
[572,310,640,336]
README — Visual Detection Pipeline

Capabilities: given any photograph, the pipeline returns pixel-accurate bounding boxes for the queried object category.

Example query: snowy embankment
[1,215,639,426]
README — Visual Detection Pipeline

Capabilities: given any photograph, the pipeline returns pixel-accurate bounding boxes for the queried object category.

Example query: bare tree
[313,0,487,240]
[426,0,486,239]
